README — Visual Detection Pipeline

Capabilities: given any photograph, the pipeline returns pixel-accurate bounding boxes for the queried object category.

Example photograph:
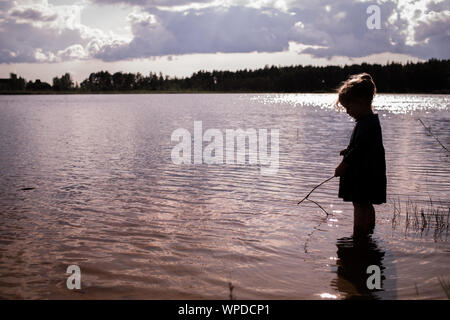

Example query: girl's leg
[353,202,375,236]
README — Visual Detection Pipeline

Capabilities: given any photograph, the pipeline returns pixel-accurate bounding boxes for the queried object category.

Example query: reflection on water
[333,235,386,300]
[0,93,448,299]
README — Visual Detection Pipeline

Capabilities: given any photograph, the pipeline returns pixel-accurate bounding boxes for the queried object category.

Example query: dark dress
[339,114,386,204]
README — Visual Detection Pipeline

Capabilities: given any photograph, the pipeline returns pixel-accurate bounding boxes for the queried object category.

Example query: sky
[0,0,449,83]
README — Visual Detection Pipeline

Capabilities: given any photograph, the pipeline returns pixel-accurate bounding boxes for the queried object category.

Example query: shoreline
[1,90,449,95]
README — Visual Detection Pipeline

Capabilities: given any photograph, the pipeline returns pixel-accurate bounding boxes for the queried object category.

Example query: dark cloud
[426,0,450,12]
[0,0,12,12]
[90,0,213,7]
[95,6,297,61]
[96,1,431,61]
[11,8,58,21]
[410,13,450,59]
[291,1,409,58]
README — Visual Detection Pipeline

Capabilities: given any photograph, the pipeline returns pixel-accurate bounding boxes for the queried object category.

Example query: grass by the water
[391,198,449,240]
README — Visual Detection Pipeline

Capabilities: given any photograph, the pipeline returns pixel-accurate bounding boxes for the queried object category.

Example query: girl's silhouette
[334,73,387,236]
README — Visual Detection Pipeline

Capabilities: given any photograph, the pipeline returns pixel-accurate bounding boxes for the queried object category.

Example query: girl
[334,73,386,236]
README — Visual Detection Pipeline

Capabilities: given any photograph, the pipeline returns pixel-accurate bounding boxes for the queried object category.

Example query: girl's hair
[334,73,376,110]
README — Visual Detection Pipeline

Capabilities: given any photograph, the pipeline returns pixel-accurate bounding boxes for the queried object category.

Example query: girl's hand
[334,161,349,177]
[339,148,347,156]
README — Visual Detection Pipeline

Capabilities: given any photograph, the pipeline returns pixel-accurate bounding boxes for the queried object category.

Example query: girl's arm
[334,161,349,177]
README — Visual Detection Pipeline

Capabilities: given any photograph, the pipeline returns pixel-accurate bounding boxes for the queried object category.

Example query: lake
[0,93,449,299]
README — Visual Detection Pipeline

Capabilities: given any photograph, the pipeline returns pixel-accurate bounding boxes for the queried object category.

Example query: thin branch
[307,198,332,216]
[418,118,450,153]
[297,176,334,205]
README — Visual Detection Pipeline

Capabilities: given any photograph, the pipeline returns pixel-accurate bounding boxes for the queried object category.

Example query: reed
[438,276,450,299]
[418,118,450,154]
[391,198,449,239]
[414,278,450,299]
[228,282,235,300]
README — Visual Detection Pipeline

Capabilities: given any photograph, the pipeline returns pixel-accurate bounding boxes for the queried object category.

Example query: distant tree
[3,59,449,94]
[9,73,26,90]
[112,72,124,90]
[53,73,73,91]
[80,71,112,91]
[26,79,52,91]
[122,73,136,90]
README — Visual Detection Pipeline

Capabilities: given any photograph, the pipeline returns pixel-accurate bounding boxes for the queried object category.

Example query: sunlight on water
[318,293,338,299]
[374,94,450,113]
[250,93,337,110]
[250,93,450,114]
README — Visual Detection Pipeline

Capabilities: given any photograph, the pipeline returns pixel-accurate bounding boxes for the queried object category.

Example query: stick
[307,198,331,216]
[297,176,335,205]
[418,118,450,153]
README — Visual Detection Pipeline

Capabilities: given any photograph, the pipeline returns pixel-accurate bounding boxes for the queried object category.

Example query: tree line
[1,58,448,93]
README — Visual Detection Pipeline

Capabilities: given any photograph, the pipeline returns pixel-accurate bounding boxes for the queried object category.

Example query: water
[0,93,448,299]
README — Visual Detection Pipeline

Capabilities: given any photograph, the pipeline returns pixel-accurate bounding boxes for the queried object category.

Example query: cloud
[95,6,297,61]
[0,0,449,63]
[94,0,450,61]
[426,0,450,12]
[90,0,215,8]
[57,44,89,60]
[0,18,85,63]
[0,0,126,63]
[409,10,450,59]
[91,0,214,10]
[414,11,449,42]
[289,1,407,58]
[10,7,58,21]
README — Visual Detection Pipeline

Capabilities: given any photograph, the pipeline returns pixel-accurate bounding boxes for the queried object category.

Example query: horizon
[2,57,440,84]
[2,58,448,93]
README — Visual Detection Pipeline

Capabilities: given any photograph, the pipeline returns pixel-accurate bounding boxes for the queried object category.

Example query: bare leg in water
[353,202,375,237]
